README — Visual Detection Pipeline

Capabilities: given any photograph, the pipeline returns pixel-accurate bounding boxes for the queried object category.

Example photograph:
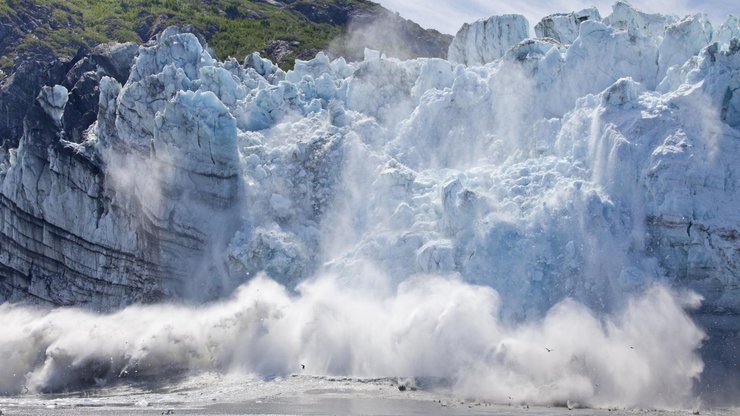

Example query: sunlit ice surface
[1,2,739,413]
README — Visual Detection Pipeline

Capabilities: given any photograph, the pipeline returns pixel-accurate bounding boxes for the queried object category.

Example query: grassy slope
[0,0,375,70]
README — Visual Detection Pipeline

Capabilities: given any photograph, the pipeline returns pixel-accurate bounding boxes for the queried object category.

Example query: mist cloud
[0,275,704,409]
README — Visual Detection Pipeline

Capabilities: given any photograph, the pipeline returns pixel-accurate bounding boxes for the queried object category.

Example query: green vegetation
[1,0,376,69]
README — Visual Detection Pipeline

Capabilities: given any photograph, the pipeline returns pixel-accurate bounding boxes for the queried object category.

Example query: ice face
[448,14,530,65]
[658,14,714,80]
[534,7,602,45]
[37,85,68,123]
[716,15,739,51]
[603,1,676,39]
[0,3,739,408]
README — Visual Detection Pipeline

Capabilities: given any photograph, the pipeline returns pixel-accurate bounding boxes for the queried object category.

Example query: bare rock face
[62,70,100,144]
[261,40,302,66]
[1,46,98,150]
[340,7,453,61]
[91,42,139,84]
[288,1,354,25]
[0,3,52,60]
[0,60,62,150]
[264,5,453,66]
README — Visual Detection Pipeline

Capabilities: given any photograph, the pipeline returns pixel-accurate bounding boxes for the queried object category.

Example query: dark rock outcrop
[0,58,78,150]
[288,1,355,25]
[0,42,137,150]
[62,71,99,143]
[90,42,139,84]
[332,7,453,61]
[0,3,53,60]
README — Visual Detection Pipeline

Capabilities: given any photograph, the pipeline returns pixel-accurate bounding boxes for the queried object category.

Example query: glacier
[0,1,738,409]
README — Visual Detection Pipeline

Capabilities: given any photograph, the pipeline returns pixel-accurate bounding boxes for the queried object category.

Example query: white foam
[0,276,703,409]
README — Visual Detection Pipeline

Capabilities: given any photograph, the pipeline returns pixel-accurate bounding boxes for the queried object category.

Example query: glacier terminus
[0,1,738,412]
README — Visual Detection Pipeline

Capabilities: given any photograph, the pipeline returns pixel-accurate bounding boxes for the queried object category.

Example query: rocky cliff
[0,0,452,76]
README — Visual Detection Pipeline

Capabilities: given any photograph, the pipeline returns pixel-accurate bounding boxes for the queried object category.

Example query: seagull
[301,364,305,370]
[629,346,634,349]
[545,347,553,352]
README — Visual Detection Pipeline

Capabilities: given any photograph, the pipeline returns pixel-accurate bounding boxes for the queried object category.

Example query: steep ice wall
[534,8,601,44]
[447,14,529,65]
[0,2,738,338]
[0,3,738,406]
[0,31,244,307]
[716,16,739,51]
[658,14,714,78]
[603,1,677,39]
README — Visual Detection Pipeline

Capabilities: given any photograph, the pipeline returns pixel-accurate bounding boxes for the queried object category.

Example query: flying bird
[545,347,553,352]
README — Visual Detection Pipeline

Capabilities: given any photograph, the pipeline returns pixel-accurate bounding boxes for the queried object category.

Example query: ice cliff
[0,2,738,336]
[0,1,738,405]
